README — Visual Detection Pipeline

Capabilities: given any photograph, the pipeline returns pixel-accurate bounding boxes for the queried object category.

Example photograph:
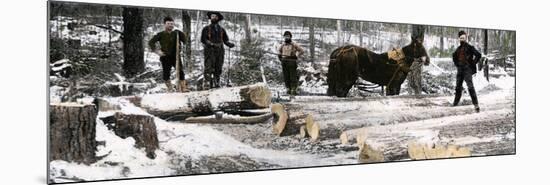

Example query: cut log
[305,114,320,142]
[113,112,159,159]
[50,103,98,164]
[94,98,121,111]
[299,125,308,138]
[407,142,471,160]
[184,112,273,124]
[352,109,512,163]
[130,83,271,118]
[271,103,320,141]
[271,103,288,136]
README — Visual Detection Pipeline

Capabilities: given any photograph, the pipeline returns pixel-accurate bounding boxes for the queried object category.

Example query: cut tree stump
[113,112,159,159]
[271,103,320,141]
[129,83,271,118]
[184,112,273,124]
[50,103,98,164]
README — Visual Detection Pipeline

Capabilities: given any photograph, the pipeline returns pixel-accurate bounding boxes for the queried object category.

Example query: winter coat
[452,43,482,74]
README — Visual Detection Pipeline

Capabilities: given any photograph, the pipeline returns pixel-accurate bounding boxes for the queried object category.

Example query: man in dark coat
[200,11,235,89]
[148,16,189,92]
[452,30,482,112]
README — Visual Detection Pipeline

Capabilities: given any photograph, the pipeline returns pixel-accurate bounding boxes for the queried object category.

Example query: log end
[358,142,385,163]
[407,142,471,160]
[271,103,288,136]
[305,114,320,142]
[246,84,272,108]
[299,125,308,138]
[340,132,349,145]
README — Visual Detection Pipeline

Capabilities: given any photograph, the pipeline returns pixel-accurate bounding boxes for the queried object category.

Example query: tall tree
[309,18,315,63]
[440,27,445,57]
[182,10,192,72]
[359,22,364,47]
[244,14,252,42]
[122,7,145,77]
[483,29,488,54]
[336,20,342,46]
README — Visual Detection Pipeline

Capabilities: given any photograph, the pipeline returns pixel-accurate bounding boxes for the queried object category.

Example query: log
[357,130,434,163]
[407,142,471,160]
[299,125,308,138]
[305,114,320,142]
[352,109,512,163]
[271,103,288,136]
[50,103,98,164]
[131,83,271,118]
[271,103,320,140]
[113,112,159,159]
[184,112,273,124]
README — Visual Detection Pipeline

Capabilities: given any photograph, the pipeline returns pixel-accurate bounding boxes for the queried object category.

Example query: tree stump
[113,112,159,159]
[50,103,98,164]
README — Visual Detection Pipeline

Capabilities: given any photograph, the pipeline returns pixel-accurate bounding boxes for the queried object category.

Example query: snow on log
[130,83,271,117]
[184,112,273,124]
[113,112,159,159]
[50,103,98,164]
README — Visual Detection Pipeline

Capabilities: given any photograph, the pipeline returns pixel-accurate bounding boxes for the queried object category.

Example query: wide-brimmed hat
[206,11,224,21]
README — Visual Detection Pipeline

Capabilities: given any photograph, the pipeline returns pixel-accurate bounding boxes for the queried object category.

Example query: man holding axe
[148,16,189,92]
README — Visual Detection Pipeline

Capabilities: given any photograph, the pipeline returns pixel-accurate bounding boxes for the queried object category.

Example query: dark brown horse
[327,41,428,97]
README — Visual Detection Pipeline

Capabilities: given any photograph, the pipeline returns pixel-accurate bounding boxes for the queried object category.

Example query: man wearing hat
[148,16,189,92]
[200,11,235,89]
[277,31,304,95]
[452,30,482,112]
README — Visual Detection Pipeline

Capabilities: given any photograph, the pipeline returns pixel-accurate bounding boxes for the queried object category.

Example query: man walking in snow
[148,16,189,92]
[200,11,235,89]
[277,31,304,95]
[452,30,482,112]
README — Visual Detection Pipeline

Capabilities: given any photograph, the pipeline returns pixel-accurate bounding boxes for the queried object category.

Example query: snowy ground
[49,71,515,183]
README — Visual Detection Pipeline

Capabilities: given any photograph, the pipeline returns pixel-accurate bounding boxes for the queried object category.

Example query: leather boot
[165,81,174,93]
[179,80,190,92]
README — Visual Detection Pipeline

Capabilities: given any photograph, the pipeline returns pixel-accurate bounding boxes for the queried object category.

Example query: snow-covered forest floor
[48,14,515,183]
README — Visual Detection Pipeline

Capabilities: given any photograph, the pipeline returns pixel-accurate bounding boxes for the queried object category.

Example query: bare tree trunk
[308,18,315,64]
[440,27,445,57]
[483,29,489,54]
[359,22,363,47]
[336,20,342,46]
[244,14,252,42]
[122,8,145,77]
[194,11,202,50]
[182,10,193,73]
[50,103,98,164]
